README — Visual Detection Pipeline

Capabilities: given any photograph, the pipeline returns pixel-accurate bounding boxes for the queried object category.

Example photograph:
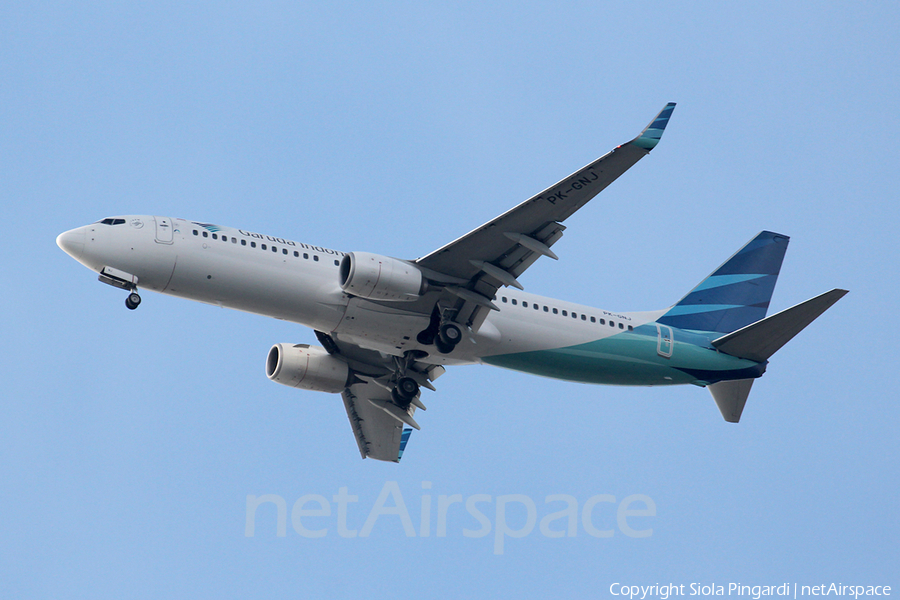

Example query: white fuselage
[57,215,666,368]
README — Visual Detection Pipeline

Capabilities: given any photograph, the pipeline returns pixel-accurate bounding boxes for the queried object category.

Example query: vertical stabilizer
[659,231,790,334]
[708,379,755,423]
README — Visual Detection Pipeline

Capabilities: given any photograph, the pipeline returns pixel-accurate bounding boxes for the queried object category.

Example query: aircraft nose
[56,227,86,259]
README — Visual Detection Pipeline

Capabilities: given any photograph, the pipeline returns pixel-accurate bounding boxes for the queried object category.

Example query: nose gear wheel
[125,292,142,310]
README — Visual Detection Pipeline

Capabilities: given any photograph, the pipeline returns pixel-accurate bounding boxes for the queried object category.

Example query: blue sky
[2,2,898,598]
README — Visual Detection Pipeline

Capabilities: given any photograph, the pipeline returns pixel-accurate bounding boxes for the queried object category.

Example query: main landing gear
[391,376,420,409]
[388,351,435,412]
[417,306,464,355]
[434,322,461,354]
[125,292,142,310]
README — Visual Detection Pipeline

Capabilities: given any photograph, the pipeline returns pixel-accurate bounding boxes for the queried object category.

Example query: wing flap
[342,383,414,462]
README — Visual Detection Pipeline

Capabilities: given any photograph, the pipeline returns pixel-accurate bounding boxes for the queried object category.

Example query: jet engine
[339,252,425,301]
[266,344,349,393]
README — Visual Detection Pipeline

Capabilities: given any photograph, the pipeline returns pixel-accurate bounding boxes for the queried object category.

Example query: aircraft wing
[416,103,675,283]
[341,382,414,462]
[328,105,676,459]
[414,103,675,331]
[316,330,434,462]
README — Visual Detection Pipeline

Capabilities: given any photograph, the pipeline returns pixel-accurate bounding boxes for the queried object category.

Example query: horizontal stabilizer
[712,289,848,362]
[709,379,754,423]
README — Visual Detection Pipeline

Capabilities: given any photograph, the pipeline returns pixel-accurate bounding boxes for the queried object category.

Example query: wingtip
[632,102,676,150]
[397,428,413,461]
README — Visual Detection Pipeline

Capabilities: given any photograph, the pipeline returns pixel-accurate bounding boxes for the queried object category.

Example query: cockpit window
[98,218,126,225]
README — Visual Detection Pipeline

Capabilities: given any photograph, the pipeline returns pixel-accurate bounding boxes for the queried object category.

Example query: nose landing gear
[125,292,142,310]
[97,267,142,310]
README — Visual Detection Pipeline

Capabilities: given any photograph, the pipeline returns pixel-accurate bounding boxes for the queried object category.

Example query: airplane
[56,103,847,462]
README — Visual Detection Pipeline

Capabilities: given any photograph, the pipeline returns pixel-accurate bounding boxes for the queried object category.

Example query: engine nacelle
[339,252,425,301]
[266,344,349,393]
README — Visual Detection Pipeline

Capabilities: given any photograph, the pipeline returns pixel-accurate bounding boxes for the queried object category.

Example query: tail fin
[658,231,790,334]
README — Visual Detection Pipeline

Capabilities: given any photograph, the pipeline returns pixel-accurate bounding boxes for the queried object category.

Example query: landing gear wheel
[397,376,419,399]
[391,388,409,409]
[125,292,142,310]
[438,322,462,346]
[434,337,454,354]
[392,377,419,409]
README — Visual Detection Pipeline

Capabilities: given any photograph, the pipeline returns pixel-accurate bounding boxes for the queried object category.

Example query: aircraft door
[154,217,174,244]
[656,324,674,358]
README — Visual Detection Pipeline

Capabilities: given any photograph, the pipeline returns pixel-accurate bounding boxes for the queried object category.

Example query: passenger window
[581,314,586,320]
[283,248,288,254]
[610,321,615,327]
[523,301,528,308]
[600,319,605,325]
[628,325,633,331]
[543,306,549,312]
[334,260,339,266]
[193,230,198,236]
[534,304,539,310]
[303,253,309,259]
[619,323,624,329]
[222,236,227,242]
[241,240,247,246]
[313,255,319,262]
[294,251,299,257]
[502,297,508,303]
[212,234,218,240]
[562,310,567,316]
[262,244,267,250]
[572,313,578,319]
[251,241,256,248]
[552,308,558,314]
[203,231,208,238]
[512,299,517,306]
[232,237,237,243]
[590,316,596,323]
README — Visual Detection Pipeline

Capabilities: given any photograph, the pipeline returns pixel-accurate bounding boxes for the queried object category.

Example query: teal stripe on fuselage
[482,325,760,386]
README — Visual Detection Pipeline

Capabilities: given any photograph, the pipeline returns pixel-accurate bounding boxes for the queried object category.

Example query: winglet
[632,102,676,150]
[397,428,412,461]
